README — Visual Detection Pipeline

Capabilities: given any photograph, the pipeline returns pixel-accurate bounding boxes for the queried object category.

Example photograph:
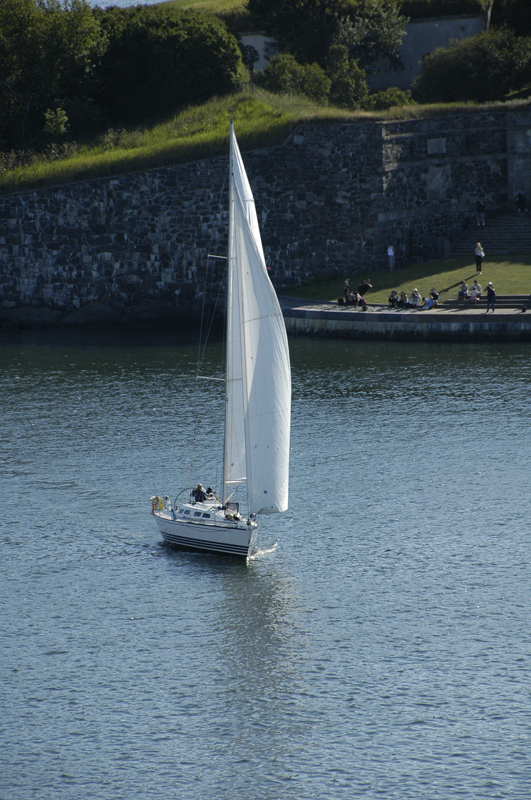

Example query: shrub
[363,87,415,110]
[257,54,331,103]
[413,30,531,103]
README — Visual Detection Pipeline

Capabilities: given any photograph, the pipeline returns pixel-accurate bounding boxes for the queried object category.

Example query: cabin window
[184,510,190,515]
[194,511,202,517]
[202,513,211,519]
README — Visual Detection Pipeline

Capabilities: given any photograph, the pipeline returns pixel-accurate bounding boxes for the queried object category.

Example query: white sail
[229,128,291,515]
[152,124,290,558]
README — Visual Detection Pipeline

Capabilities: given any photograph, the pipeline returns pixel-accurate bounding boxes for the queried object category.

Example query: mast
[221,120,234,506]
[222,119,247,508]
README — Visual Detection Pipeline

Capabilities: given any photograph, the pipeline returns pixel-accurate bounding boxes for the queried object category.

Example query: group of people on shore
[458,279,496,311]
[388,287,439,309]
[343,277,373,308]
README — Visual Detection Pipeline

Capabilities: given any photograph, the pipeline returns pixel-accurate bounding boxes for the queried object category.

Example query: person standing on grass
[387,244,395,271]
[486,282,496,313]
[475,242,484,274]
[357,278,372,296]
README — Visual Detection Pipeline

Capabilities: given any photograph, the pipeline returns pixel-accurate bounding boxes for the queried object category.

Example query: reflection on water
[1,329,530,799]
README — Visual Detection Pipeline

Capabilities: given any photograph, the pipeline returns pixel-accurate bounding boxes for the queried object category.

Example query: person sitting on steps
[458,281,469,301]
[410,288,422,307]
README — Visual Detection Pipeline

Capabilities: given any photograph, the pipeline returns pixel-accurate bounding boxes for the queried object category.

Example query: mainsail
[223,125,291,515]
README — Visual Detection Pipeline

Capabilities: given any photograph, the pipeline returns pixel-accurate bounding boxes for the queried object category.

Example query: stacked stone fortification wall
[0,109,529,320]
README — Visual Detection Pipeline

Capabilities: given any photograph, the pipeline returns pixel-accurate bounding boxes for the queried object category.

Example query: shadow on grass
[441,274,478,294]
[289,256,531,304]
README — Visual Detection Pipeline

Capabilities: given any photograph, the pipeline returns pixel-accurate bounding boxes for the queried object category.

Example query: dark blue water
[1,330,530,799]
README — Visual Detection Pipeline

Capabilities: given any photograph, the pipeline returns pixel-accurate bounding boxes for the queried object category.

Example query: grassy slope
[3,86,531,195]
[0,94,357,194]
[162,0,247,12]
[287,256,531,302]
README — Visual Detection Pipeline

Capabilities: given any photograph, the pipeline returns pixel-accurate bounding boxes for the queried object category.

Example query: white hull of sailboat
[154,511,257,558]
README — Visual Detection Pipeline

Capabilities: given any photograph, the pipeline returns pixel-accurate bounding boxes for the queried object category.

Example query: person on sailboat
[191,483,207,503]
[206,487,216,500]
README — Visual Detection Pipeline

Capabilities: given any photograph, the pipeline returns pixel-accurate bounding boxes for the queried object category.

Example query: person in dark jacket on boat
[191,483,207,502]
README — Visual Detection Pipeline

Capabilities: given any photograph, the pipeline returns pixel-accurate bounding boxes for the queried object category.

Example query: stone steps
[451,214,531,256]
[444,294,530,308]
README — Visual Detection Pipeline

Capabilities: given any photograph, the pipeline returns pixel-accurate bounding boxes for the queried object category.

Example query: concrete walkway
[281,300,531,341]
[280,297,529,317]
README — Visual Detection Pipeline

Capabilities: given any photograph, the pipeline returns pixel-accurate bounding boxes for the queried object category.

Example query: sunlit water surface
[1,330,530,799]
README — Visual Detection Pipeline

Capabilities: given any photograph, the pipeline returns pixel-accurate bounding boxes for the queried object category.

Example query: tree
[491,0,531,36]
[327,44,368,108]
[334,0,407,69]
[239,42,260,78]
[247,0,341,65]
[478,0,494,31]
[413,30,531,103]
[96,8,242,126]
[0,0,105,148]
[247,0,407,68]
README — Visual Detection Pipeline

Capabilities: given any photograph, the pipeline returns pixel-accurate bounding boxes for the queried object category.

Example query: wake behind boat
[151,122,291,558]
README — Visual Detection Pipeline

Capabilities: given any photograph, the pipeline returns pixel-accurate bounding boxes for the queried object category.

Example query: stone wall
[284,306,531,342]
[0,109,528,318]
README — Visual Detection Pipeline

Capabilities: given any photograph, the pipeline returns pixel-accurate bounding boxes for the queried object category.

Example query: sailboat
[151,122,291,558]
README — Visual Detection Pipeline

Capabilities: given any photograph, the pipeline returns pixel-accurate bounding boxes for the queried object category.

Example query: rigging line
[196,161,229,377]
[188,148,229,492]
[199,264,226,369]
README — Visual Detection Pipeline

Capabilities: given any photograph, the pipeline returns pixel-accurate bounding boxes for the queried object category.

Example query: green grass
[3,87,531,195]
[0,93,359,194]
[162,0,247,11]
[287,256,531,303]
